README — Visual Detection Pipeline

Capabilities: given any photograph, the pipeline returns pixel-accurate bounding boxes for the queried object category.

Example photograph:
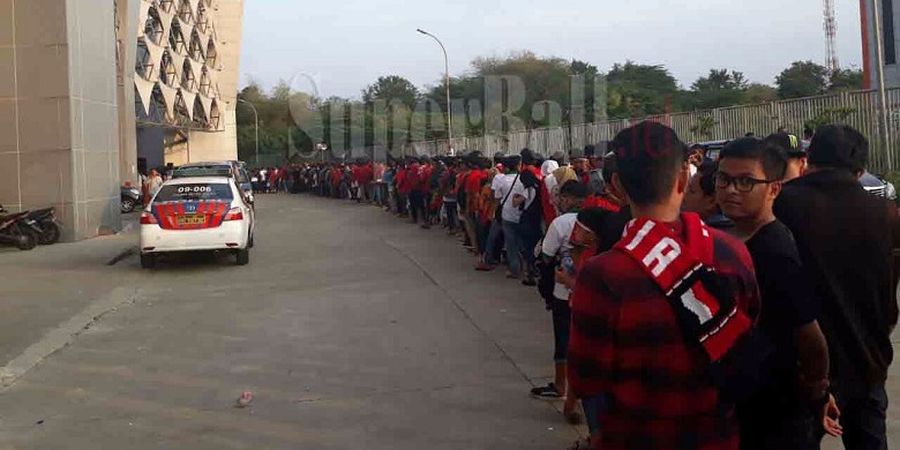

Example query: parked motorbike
[0,210,37,251]
[121,185,142,213]
[0,205,62,246]
[25,208,62,245]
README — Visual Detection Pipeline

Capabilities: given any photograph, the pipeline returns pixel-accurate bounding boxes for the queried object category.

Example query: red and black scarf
[615,213,750,362]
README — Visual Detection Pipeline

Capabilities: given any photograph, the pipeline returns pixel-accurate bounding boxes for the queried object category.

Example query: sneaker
[529,383,562,398]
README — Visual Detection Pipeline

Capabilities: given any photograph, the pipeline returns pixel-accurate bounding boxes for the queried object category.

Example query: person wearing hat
[540,152,569,225]
[765,132,806,181]
[569,148,590,188]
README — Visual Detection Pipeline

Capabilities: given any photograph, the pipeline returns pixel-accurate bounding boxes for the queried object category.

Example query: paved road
[0,194,579,449]
[0,194,895,449]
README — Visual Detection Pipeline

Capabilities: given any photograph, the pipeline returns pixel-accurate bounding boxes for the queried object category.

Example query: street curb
[106,247,137,266]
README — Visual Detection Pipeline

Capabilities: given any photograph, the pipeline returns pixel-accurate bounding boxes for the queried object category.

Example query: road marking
[0,285,140,389]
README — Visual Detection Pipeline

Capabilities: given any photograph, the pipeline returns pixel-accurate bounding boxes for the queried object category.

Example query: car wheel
[121,197,136,214]
[235,248,250,266]
[140,253,156,269]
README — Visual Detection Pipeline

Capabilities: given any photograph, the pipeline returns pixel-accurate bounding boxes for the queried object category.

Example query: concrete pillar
[0,0,122,241]
[117,0,139,186]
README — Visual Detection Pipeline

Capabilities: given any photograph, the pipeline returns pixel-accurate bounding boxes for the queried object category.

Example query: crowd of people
[249,167,291,194]
[285,122,897,450]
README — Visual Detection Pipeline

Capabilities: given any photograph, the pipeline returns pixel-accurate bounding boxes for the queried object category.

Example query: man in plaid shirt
[568,121,760,450]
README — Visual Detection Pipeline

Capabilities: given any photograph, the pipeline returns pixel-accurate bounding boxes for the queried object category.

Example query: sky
[238,0,864,99]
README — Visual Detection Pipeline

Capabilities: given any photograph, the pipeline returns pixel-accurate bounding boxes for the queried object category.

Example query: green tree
[363,75,419,108]
[804,107,857,132]
[828,68,864,92]
[689,69,749,109]
[570,59,603,122]
[776,61,829,99]
[744,83,778,104]
[605,62,679,119]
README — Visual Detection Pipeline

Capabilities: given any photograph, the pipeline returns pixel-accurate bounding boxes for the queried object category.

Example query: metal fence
[401,88,900,174]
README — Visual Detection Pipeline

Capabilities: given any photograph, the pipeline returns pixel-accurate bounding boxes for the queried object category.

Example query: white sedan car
[140,177,255,269]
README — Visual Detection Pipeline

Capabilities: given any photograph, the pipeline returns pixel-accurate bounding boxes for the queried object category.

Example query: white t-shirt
[492,173,511,199]
[542,212,578,300]
[147,176,164,196]
[495,173,534,223]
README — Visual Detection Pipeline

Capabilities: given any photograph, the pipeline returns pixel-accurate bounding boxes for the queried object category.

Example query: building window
[886,0,897,65]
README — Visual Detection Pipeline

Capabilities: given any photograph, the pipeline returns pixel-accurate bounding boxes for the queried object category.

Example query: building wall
[133,0,245,165]
[0,0,121,241]
[0,0,244,242]
[865,0,900,88]
[181,0,244,163]
[186,106,237,162]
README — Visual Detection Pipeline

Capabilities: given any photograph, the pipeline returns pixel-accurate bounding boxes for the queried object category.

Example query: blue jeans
[443,201,458,231]
[502,220,524,277]
[373,183,382,205]
[484,220,503,265]
[517,220,542,277]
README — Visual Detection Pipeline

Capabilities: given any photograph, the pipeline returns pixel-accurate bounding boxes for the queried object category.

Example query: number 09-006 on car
[139,177,256,269]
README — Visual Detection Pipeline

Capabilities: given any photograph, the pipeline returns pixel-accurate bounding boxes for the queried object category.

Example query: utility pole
[872,0,894,170]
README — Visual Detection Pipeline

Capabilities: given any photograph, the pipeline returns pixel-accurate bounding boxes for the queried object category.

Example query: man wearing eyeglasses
[716,137,832,449]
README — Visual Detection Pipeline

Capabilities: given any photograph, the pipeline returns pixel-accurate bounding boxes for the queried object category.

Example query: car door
[233,181,255,237]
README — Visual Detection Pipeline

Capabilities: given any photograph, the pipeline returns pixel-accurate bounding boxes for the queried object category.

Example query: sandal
[529,383,562,398]
[475,263,495,272]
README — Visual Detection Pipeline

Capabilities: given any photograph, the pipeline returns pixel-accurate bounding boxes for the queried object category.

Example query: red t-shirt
[396,168,411,194]
[455,171,468,195]
[417,164,433,193]
[406,164,423,192]
[351,166,364,183]
[465,169,487,195]
[525,165,543,181]
[330,168,342,185]
[540,180,557,225]
[359,164,374,184]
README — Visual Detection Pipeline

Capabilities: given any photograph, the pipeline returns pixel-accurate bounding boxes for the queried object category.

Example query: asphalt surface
[0,194,580,449]
[0,193,895,449]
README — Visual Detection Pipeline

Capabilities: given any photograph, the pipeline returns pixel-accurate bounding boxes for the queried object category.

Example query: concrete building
[0,0,244,241]
[862,0,900,88]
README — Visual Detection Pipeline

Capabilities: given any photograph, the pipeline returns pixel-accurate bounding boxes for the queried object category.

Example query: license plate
[176,215,206,226]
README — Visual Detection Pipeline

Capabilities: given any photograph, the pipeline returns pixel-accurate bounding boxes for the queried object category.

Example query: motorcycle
[0,210,37,251]
[0,205,62,245]
[121,185,142,213]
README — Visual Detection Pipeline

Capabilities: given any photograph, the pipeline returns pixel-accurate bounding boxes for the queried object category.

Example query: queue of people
[288,122,897,450]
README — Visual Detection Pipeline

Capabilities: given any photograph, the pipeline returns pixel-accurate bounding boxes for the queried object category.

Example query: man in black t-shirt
[716,137,831,449]
[775,125,898,450]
